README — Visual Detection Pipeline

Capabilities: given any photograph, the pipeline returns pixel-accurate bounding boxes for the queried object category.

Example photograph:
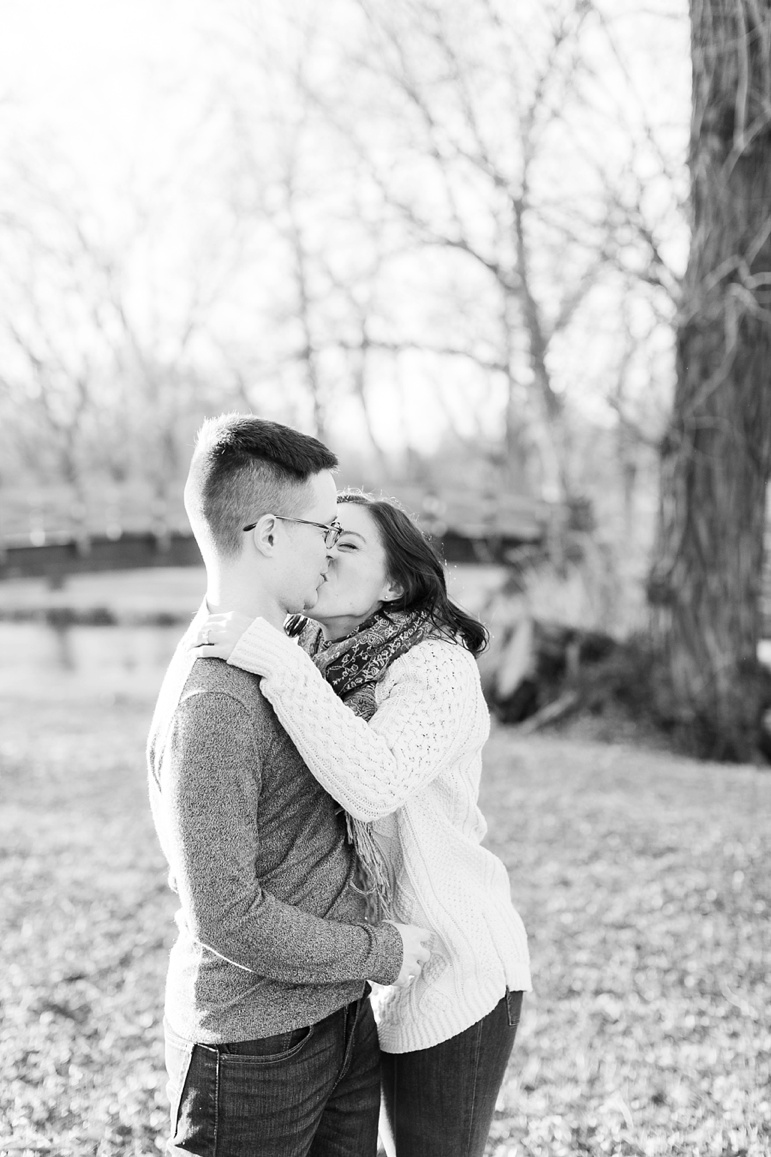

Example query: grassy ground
[0,669,768,1156]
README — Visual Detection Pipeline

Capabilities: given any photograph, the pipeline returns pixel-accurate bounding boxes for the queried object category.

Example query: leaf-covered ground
[0,679,768,1157]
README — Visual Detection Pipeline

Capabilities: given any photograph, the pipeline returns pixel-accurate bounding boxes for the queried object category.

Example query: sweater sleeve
[228,619,488,821]
[154,690,402,985]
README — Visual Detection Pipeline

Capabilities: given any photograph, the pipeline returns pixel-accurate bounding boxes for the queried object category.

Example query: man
[147,414,431,1156]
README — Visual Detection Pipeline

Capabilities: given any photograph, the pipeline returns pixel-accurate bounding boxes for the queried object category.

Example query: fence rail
[4,523,771,639]
[0,530,203,580]
[0,523,545,581]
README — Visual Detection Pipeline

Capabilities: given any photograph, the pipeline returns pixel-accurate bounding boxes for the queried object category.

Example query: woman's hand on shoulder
[191,612,254,662]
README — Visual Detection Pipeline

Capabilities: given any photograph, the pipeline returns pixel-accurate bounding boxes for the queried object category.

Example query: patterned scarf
[286,607,445,920]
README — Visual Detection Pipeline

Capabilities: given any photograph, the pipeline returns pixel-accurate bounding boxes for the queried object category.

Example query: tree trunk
[648,0,771,760]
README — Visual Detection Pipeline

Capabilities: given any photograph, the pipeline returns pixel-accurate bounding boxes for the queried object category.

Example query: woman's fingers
[189,610,252,656]
[189,622,222,651]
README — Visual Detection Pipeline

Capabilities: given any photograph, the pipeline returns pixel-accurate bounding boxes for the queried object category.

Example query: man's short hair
[185,414,338,558]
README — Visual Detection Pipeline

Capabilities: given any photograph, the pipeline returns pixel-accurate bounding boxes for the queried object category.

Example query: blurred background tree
[648,0,771,759]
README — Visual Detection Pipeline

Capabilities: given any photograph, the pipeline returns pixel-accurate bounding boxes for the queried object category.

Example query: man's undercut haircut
[187,414,338,558]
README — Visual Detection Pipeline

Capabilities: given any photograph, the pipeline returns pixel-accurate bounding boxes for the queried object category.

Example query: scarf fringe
[345,813,394,923]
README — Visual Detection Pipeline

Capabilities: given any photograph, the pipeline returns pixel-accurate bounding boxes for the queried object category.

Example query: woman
[195,490,531,1157]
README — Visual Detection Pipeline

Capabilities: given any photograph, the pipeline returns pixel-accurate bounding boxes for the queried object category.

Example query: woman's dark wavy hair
[338,489,489,656]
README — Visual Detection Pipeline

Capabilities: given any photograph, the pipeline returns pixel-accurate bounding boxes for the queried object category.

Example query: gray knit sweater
[147,613,402,1044]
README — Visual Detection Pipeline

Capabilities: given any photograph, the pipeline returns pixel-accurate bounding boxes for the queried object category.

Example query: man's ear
[246,513,279,558]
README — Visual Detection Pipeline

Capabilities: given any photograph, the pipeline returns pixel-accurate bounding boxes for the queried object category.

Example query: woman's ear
[382,578,404,603]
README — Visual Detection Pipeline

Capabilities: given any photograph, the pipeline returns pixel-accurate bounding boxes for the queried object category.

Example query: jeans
[380,990,523,1157]
[164,990,381,1157]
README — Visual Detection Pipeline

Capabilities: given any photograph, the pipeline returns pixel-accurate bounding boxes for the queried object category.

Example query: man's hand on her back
[387,922,433,988]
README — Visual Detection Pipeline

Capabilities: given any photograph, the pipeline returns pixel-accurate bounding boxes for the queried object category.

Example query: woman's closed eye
[337,539,359,550]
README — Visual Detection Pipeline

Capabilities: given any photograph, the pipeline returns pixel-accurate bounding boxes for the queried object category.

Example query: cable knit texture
[229,618,532,1053]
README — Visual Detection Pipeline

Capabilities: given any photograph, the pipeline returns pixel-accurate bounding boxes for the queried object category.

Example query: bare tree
[648,0,771,759]
[212,8,351,445]
[0,144,245,536]
[206,0,685,548]
[0,190,118,533]
[301,0,686,518]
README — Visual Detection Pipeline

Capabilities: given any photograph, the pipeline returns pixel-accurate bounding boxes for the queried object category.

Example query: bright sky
[2,1,209,189]
[2,1,198,100]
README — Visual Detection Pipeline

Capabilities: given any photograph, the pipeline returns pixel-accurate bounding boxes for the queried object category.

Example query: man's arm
[152,689,404,986]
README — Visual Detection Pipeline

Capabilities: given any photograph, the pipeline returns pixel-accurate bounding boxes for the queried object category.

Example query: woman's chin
[300,584,325,612]
[305,602,332,623]
[305,596,344,628]
[303,583,333,610]
[305,589,333,619]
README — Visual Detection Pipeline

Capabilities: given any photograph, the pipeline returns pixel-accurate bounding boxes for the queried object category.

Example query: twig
[513,690,581,735]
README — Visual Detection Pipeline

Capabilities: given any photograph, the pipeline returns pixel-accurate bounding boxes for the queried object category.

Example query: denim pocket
[505,988,523,1029]
[219,1023,314,1064]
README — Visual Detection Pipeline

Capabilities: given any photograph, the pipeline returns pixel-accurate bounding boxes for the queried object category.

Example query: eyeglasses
[242,514,343,548]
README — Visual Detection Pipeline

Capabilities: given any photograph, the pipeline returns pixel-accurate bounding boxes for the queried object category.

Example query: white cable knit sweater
[228,619,532,1053]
